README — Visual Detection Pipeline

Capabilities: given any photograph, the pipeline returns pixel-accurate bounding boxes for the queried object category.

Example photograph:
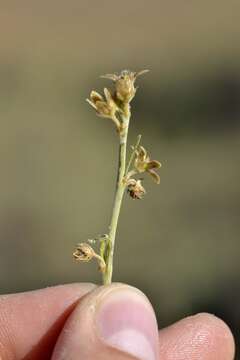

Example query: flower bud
[101,69,149,104]
[115,71,136,103]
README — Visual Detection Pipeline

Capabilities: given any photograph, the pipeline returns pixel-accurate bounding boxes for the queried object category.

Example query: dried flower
[101,70,149,104]
[86,88,120,129]
[134,146,161,184]
[73,243,95,262]
[73,243,106,273]
[127,179,146,199]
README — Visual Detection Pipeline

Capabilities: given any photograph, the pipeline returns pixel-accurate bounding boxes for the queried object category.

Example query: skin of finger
[0,283,96,360]
[51,283,158,360]
[158,312,235,360]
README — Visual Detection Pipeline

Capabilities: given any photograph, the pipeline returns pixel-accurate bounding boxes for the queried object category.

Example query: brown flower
[73,242,106,273]
[127,179,146,199]
[73,243,95,262]
[134,146,161,184]
[86,88,120,129]
[101,70,149,104]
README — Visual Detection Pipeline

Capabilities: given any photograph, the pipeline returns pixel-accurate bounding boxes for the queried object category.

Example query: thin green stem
[103,115,130,285]
[125,134,141,176]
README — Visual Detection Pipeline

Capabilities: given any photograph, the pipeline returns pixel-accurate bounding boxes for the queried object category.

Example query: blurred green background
[0,0,240,356]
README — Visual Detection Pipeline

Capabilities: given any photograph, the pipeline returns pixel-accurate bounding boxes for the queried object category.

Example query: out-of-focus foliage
[0,0,239,356]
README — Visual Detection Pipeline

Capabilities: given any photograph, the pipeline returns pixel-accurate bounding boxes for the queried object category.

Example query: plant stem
[103,114,130,285]
[125,134,141,176]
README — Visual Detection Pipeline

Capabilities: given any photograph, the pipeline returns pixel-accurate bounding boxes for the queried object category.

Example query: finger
[158,312,235,360]
[0,283,95,360]
[52,283,159,360]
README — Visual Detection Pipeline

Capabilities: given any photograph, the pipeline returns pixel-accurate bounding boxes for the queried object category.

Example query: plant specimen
[73,70,161,285]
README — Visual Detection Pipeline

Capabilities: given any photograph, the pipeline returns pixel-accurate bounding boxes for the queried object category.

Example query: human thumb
[51,283,159,360]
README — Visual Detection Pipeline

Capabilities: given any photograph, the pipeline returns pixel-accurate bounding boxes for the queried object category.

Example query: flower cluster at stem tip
[87,69,149,133]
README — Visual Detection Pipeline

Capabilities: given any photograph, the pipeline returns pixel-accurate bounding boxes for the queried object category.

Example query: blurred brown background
[0,0,240,356]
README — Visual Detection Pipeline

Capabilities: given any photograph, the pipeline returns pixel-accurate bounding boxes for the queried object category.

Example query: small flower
[73,243,106,273]
[86,88,120,129]
[73,243,95,262]
[127,179,146,199]
[101,69,149,104]
[134,146,161,184]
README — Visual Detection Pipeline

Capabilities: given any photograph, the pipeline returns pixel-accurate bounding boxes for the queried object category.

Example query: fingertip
[191,313,235,359]
[0,282,96,359]
[159,312,235,360]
